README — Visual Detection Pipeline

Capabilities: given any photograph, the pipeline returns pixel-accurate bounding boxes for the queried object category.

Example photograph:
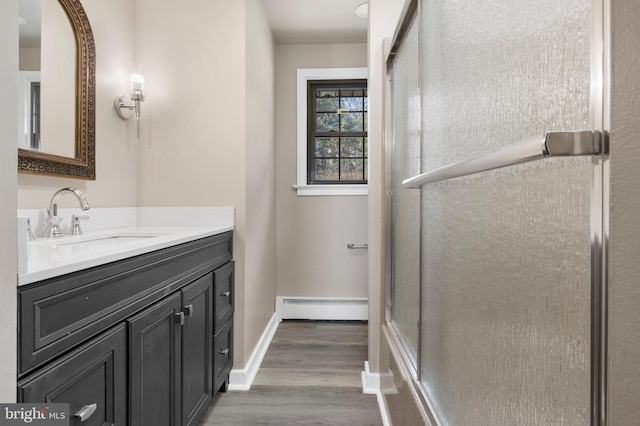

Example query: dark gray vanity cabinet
[18,232,234,426]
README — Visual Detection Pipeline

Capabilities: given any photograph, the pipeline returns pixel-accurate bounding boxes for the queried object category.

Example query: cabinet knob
[219,348,230,356]
[220,291,231,297]
[74,403,97,422]
[184,304,194,317]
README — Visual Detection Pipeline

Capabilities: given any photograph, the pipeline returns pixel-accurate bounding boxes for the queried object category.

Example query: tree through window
[307,79,368,184]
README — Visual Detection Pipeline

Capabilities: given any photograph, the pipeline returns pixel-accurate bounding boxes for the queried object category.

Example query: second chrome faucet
[43,188,91,238]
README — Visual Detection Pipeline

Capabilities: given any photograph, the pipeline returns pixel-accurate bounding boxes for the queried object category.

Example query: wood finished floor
[199,321,382,425]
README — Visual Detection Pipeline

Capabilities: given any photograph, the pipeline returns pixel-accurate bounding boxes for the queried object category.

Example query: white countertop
[19,225,233,286]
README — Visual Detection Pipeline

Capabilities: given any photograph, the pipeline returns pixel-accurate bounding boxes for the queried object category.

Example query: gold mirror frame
[18,0,96,180]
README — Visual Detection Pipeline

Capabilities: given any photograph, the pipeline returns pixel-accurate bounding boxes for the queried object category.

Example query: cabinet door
[129,293,182,426]
[181,274,213,426]
[213,261,234,332]
[18,325,126,426]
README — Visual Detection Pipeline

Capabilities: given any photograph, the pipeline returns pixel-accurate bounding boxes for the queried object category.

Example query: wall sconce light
[114,73,145,138]
[355,2,368,19]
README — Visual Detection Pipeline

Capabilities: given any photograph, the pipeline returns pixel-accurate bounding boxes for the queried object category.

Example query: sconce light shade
[130,73,144,92]
[114,73,146,138]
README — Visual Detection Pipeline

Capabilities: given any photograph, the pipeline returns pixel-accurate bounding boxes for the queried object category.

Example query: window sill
[292,184,368,196]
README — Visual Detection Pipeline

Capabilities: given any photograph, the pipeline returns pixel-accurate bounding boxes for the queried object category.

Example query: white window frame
[295,67,368,196]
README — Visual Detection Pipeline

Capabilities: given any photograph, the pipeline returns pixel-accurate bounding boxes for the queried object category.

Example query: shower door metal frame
[589,0,610,423]
[385,0,421,375]
[385,0,437,420]
[383,0,611,424]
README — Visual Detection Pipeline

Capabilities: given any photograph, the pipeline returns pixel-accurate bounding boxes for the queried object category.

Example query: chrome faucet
[43,188,90,238]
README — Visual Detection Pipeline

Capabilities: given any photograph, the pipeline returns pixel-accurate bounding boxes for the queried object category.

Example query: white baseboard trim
[376,391,392,426]
[228,312,279,391]
[276,296,368,321]
[362,360,380,394]
[362,361,391,426]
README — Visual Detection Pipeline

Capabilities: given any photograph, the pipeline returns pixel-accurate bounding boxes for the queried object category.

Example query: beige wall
[18,48,40,71]
[0,0,18,401]
[135,0,276,368]
[608,0,640,422]
[17,0,137,210]
[245,0,278,357]
[368,0,406,375]
[275,43,369,298]
[134,0,246,211]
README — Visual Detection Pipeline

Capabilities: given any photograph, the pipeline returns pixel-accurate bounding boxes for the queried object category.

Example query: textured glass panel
[390,15,421,362]
[418,0,592,424]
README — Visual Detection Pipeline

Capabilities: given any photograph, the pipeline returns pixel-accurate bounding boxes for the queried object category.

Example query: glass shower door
[419,0,594,423]
[386,0,606,424]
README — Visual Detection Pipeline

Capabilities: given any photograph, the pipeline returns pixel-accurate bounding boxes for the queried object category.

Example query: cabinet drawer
[19,232,232,375]
[213,261,234,332]
[18,325,127,426]
[213,318,233,395]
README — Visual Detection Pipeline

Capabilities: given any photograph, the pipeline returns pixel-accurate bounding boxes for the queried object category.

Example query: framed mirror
[18,0,96,180]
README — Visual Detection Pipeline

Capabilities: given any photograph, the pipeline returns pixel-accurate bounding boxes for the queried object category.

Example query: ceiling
[263,0,368,45]
[19,1,369,47]
[18,0,41,48]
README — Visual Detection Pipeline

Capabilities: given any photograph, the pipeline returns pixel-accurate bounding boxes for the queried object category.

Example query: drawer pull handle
[176,312,185,326]
[74,403,97,422]
[220,348,230,356]
[184,304,194,317]
[220,291,231,297]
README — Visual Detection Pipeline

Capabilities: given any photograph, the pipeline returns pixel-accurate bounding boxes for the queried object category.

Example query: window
[296,68,368,196]
[307,80,368,185]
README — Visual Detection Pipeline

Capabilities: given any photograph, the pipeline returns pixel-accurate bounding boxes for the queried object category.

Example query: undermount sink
[55,234,163,248]
[32,232,169,249]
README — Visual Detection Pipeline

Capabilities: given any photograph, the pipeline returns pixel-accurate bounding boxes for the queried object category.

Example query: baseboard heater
[276,296,368,321]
